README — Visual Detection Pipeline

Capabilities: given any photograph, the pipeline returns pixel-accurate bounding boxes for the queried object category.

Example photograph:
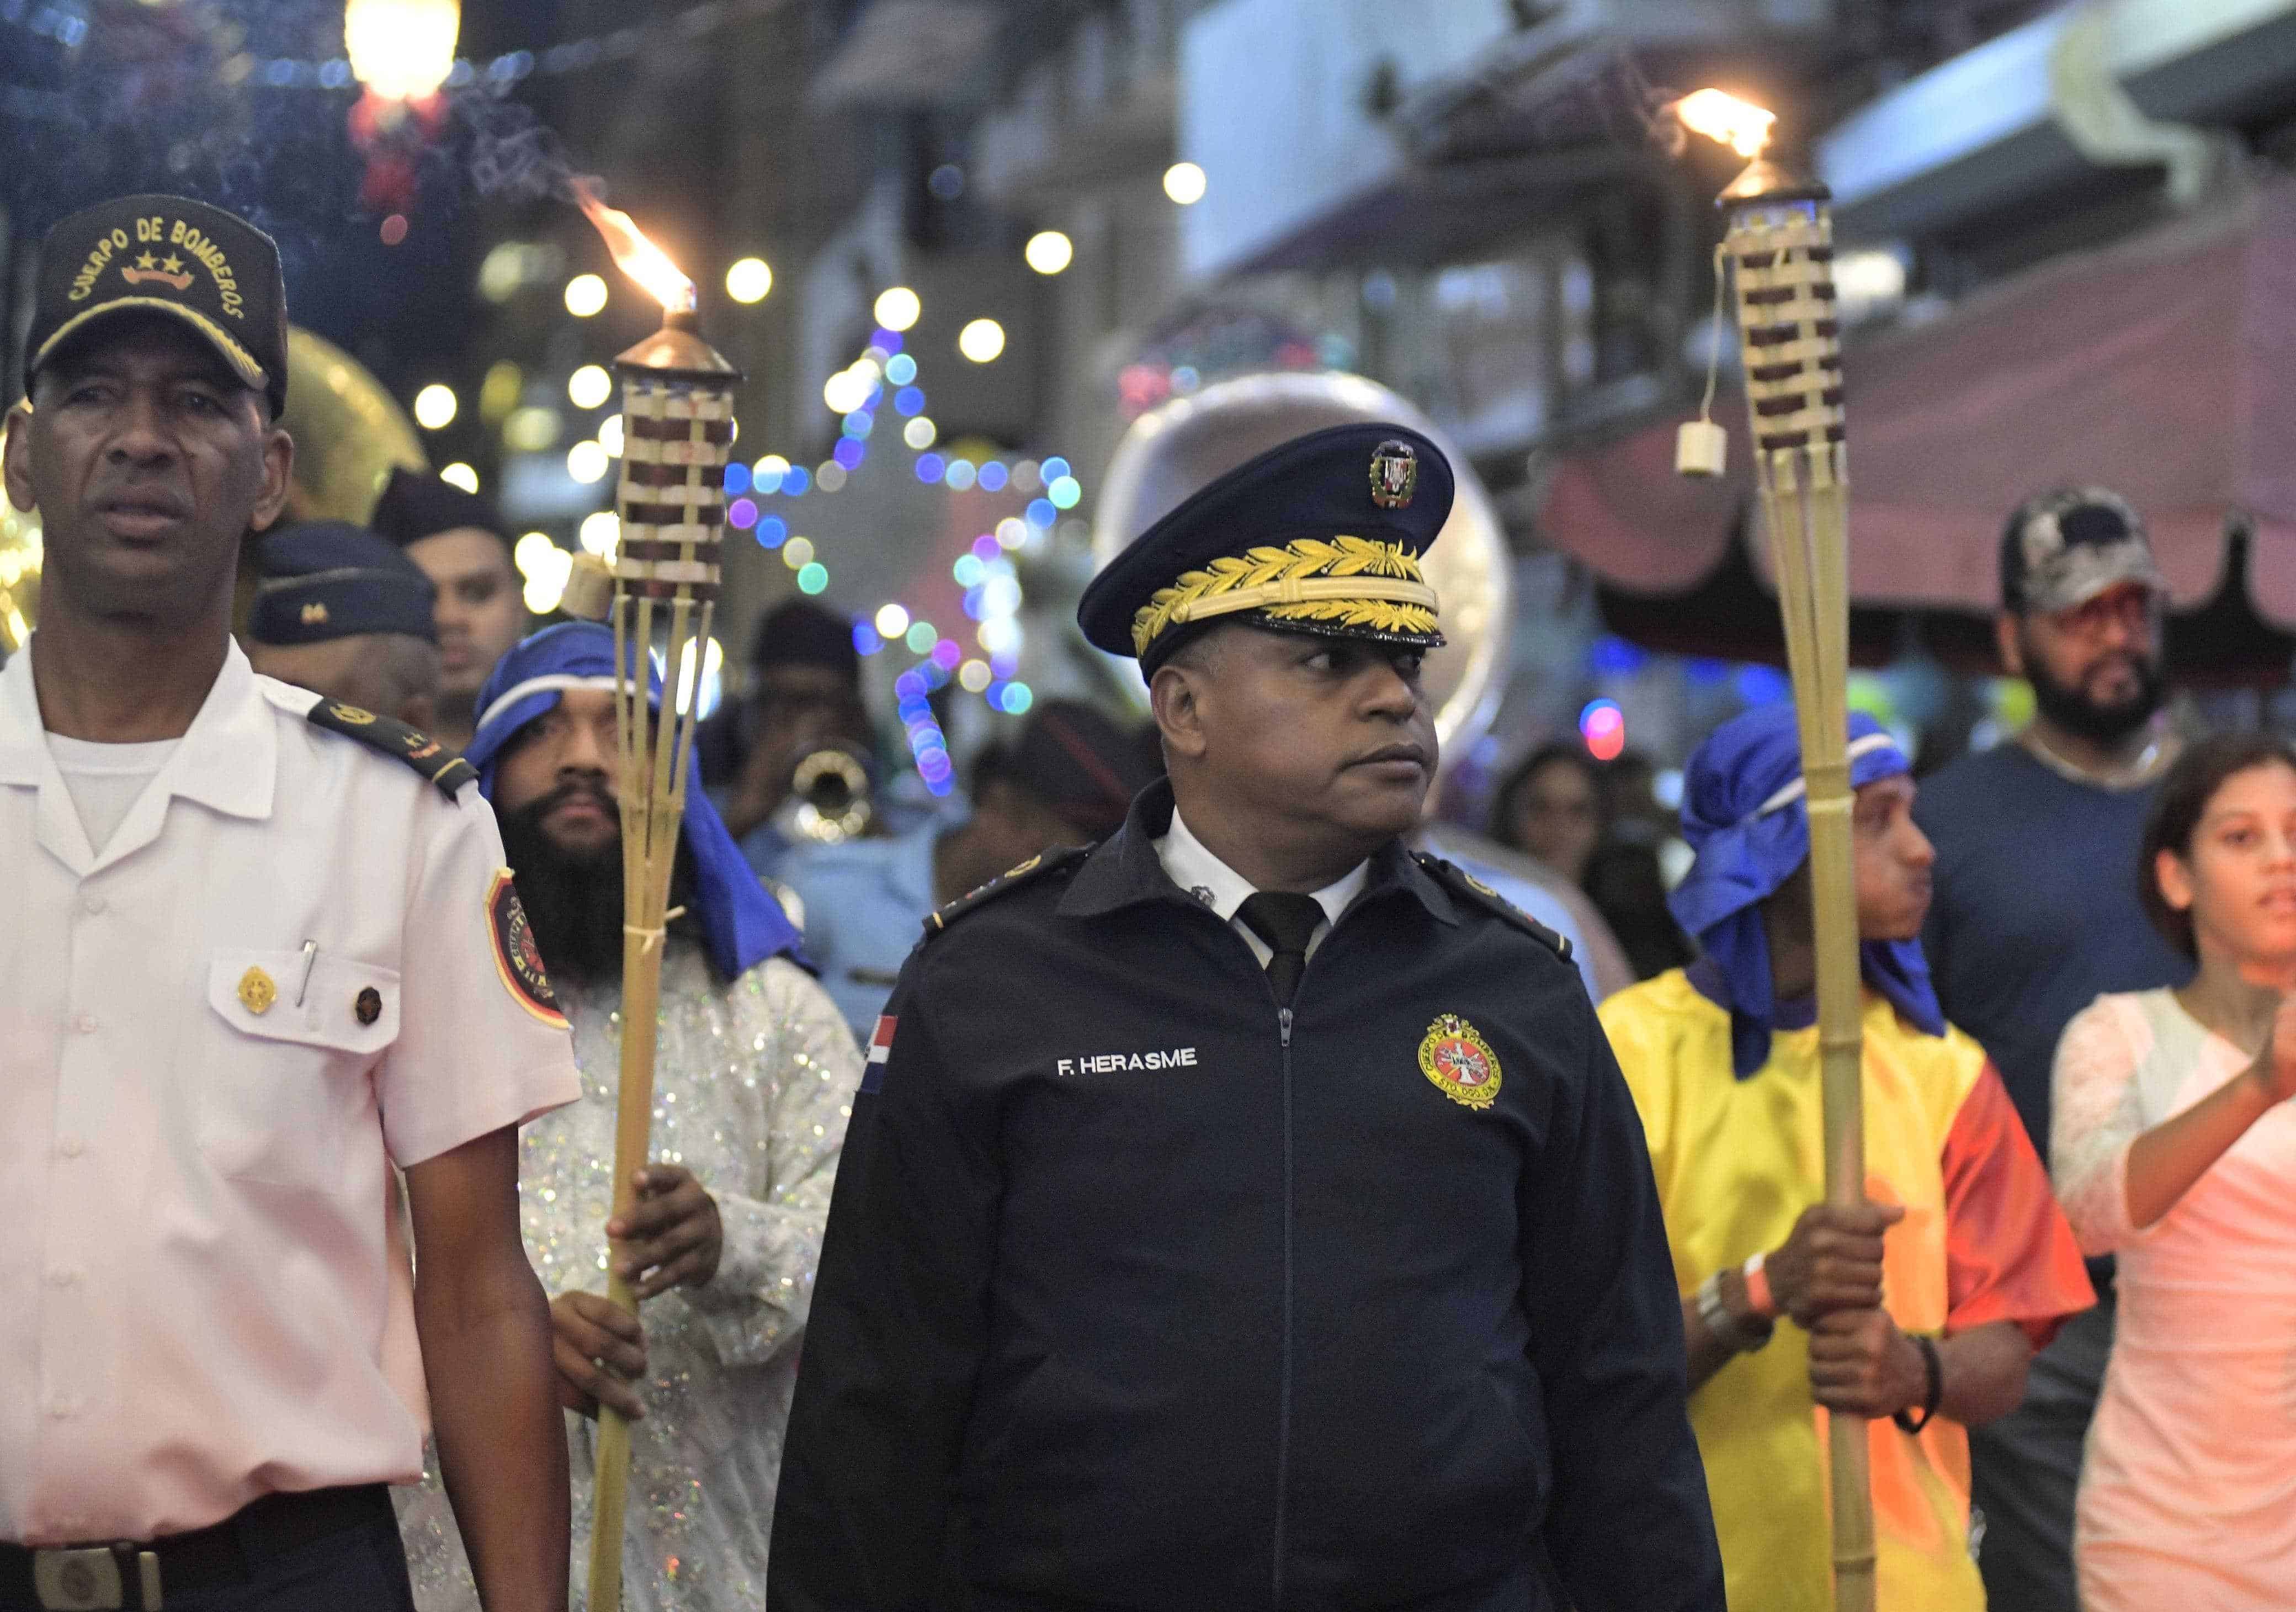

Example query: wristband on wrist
[1891,1333,1944,1434]
[1741,1250,1778,1321]
[1695,1270,1772,1355]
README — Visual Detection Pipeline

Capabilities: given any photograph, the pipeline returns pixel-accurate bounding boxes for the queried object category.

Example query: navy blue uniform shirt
[769,781,1722,1612]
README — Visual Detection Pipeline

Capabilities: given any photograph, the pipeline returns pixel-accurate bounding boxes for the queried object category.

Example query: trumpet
[785,747,874,844]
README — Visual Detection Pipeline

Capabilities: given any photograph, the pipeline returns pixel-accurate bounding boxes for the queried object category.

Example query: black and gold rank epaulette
[922,843,1094,939]
[306,701,477,798]
[1412,852,1574,963]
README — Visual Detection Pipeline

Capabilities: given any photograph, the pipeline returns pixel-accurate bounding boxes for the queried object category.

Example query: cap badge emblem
[328,703,378,726]
[301,602,329,625]
[1369,439,1418,510]
[238,966,278,1016]
[1419,1012,1500,1109]
[122,252,194,291]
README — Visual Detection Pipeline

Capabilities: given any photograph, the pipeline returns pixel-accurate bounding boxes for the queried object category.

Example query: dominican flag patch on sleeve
[861,1015,896,1093]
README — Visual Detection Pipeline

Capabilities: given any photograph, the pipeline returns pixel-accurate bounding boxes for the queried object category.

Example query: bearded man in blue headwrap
[393,624,863,1611]
[1597,703,2093,1612]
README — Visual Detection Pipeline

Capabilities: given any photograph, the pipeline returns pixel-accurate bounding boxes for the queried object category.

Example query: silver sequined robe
[394,945,860,1610]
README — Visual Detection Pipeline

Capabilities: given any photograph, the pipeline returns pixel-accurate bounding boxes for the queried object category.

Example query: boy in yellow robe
[1600,705,2092,1611]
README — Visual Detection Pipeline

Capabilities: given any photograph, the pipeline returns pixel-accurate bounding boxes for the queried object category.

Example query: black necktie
[1237,892,1326,1008]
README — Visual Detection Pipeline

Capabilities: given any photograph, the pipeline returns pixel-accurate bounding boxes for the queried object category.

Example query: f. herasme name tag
[1057,1048,1200,1077]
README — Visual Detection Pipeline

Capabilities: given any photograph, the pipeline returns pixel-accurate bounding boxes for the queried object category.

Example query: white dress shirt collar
[1155,806,1369,962]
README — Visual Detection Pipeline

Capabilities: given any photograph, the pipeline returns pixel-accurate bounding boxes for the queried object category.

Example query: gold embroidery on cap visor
[1129,534,1439,658]
[31,299,267,394]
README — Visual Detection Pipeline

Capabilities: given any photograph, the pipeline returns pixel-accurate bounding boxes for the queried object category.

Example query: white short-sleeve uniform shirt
[0,639,582,1546]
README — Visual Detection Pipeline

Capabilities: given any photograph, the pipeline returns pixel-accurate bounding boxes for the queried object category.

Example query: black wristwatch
[1892,1333,1944,1434]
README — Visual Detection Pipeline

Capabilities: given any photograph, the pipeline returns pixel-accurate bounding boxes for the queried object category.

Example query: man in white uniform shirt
[0,194,580,1612]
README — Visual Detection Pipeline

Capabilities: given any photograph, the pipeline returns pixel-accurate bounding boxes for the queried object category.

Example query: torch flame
[573,181,698,315]
[1673,88,1776,159]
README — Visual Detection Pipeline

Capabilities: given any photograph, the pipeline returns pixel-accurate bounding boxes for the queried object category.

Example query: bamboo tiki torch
[1673,91,1876,1612]
[564,186,742,1612]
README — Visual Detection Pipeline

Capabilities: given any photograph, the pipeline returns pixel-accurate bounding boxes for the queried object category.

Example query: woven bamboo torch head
[613,311,743,607]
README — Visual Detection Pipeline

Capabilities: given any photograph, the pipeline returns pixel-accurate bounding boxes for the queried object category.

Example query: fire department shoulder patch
[1419,1013,1501,1109]
[487,868,567,1028]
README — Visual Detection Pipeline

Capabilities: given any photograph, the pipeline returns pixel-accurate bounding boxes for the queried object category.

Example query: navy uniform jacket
[770,783,1721,1611]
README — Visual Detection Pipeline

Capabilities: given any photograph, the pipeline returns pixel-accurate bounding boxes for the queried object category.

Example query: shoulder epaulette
[922,843,1094,938]
[305,700,477,798]
[1412,852,1574,963]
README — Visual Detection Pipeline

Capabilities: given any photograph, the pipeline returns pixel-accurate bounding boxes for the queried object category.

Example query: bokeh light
[885,353,918,385]
[1163,162,1208,204]
[598,414,625,457]
[567,365,612,409]
[1025,231,1074,274]
[944,459,977,491]
[412,384,457,430]
[564,273,608,316]
[727,497,759,529]
[566,441,610,484]
[753,454,790,493]
[725,257,773,304]
[783,536,815,568]
[958,318,1006,363]
[903,417,938,450]
[977,461,1009,492]
[439,462,479,493]
[1580,698,1627,762]
[578,511,620,556]
[754,516,788,549]
[905,621,937,655]
[873,287,922,332]
[959,659,992,692]
[1047,474,1082,509]
[916,453,946,483]
[874,603,911,638]
[796,562,828,594]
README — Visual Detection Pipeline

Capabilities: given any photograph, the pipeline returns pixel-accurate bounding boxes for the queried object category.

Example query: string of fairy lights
[497,278,1082,795]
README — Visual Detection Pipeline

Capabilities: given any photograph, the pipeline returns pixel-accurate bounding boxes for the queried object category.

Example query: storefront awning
[1536,177,2296,673]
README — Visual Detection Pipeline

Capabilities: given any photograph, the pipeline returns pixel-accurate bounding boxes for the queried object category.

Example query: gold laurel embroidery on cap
[1129,534,1438,656]
[300,601,329,624]
[238,966,277,1016]
[1418,1012,1501,1110]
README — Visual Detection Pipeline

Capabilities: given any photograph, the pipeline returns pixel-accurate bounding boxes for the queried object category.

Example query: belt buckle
[31,1544,158,1610]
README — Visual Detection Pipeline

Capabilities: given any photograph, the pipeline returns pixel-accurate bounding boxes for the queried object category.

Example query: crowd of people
[4,190,2294,1612]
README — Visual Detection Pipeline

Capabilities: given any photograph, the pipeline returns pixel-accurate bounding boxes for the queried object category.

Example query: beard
[2023,632,2164,746]
[497,781,701,988]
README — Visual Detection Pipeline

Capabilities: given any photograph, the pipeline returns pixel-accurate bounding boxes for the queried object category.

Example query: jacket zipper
[1272,1001,1295,1608]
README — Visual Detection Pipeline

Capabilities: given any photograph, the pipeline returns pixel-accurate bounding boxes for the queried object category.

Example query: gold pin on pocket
[238,966,277,1016]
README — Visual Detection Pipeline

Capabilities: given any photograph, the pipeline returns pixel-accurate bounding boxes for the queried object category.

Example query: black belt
[0,1484,392,1611]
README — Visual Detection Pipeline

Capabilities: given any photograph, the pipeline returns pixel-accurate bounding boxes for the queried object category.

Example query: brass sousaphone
[1091,370,1513,784]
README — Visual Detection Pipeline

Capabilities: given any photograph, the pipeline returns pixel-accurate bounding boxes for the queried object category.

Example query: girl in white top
[2052,733,2296,1610]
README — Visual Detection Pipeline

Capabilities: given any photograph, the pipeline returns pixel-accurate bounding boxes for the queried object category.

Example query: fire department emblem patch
[1418,1013,1500,1109]
[487,868,567,1028]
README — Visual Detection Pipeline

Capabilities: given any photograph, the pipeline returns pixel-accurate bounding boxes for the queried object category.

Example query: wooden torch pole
[579,306,740,1612]
[1715,157,1877,1612]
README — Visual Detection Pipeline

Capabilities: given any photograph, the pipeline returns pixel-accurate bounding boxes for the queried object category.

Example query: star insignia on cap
[135,252,158,271]
[161,254,185,275]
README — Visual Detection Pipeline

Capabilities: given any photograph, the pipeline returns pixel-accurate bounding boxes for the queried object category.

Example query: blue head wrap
[1668,703,1944,1078]
[465,623,806,982]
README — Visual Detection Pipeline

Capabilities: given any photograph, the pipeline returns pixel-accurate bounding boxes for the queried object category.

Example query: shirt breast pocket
[203,950,401,1186]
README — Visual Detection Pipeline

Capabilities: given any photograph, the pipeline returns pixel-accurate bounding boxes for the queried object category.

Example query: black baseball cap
[370,466,512,553]
[26,194,290,415]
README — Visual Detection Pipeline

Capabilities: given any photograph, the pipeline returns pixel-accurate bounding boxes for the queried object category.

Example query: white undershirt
[1153,807,1369,967]
[44,734,179,853]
